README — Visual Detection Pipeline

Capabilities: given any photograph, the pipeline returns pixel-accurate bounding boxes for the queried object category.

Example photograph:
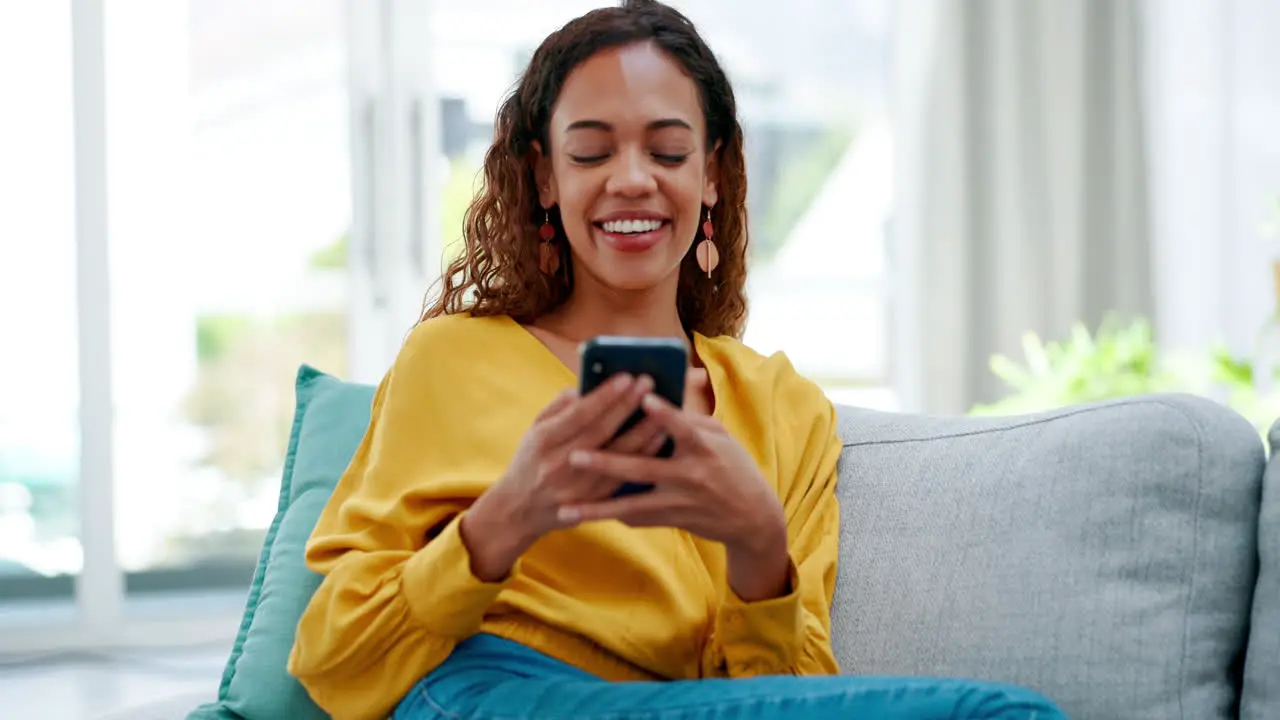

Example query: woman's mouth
[593,218,671,253]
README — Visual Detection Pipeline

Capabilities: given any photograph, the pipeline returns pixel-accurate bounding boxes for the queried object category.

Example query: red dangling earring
[538,209,560,276]
[695,207,719,278]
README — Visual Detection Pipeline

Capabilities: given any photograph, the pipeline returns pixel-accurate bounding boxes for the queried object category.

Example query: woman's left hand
[558,392,788,562]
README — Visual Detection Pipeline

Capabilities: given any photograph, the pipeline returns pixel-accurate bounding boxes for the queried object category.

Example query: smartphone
[579,335,687,497]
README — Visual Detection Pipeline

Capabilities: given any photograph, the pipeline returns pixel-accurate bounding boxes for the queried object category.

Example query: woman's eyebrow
[565,118,693,132]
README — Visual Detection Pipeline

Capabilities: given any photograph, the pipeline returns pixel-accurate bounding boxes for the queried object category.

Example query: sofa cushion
[188,365,374,720]
[1241,419,1280,719]
[829,394,1265,720]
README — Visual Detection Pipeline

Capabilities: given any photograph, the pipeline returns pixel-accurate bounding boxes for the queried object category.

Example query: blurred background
[0,0,1278,716]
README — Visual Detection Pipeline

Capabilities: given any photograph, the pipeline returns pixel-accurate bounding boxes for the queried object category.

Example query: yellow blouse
[288,313,843,720]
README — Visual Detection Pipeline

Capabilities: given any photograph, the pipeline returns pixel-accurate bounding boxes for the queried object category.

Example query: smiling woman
[422,3,749,340]
[287,2,1068,720]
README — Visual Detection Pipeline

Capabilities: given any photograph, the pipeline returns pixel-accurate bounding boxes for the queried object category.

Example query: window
[0,0,80,604]
[1,0,391,648]
[103,0,355,593]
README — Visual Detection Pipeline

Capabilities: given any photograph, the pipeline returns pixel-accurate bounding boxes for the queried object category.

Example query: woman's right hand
[460,373,659,581]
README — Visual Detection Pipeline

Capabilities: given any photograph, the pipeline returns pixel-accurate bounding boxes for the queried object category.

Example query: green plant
[970,315,1189,415]
[970,314,1280,442]
[1208,343,1280,435]
[194,315,254,363]
[308,234,348,270]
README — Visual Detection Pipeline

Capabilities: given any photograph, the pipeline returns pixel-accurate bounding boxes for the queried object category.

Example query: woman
[288,2,1067,719]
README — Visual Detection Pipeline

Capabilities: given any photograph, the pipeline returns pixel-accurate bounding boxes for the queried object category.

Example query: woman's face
[535,41,719,293]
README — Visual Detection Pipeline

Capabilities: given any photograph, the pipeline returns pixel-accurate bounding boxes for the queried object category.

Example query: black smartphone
[579,335,687,497]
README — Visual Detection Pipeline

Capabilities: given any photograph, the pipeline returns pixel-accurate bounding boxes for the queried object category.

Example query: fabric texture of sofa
[121,366,1277,719]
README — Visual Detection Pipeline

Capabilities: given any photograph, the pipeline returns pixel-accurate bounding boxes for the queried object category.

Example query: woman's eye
[567,151,688,165]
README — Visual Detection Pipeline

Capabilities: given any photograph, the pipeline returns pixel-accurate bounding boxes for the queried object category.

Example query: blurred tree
[308,234,348,270]
[756,124,855,262]
[441,157,482,265]
[183,311,347,491]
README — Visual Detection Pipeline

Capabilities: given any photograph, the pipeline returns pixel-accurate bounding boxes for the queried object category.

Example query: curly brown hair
[420,0,749,338]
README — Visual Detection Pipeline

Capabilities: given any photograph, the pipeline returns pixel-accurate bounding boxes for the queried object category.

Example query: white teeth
[602,219,663,234]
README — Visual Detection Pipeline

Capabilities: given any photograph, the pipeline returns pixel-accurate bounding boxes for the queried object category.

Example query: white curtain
[893,0,1153,414]
[1144,0,1280,365]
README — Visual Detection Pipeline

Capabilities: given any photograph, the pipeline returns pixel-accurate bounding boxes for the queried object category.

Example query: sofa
[117,366,1277,719]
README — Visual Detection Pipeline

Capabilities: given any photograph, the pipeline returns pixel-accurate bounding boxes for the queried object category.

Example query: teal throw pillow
[188,365,375,720]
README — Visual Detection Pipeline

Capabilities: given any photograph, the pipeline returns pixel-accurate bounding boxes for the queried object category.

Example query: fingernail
[637,375,654,393]
[642,394,661,411]
[557,506,581,524]
[569,450,591,467]
[612,374,632,390]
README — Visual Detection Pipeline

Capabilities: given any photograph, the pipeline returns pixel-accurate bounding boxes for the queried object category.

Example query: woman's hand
[557,394,792,601]
[461,374,663,581]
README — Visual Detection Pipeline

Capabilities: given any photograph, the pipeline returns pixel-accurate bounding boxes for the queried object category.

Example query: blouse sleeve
[711,385,843,676]
[287,326,519,720]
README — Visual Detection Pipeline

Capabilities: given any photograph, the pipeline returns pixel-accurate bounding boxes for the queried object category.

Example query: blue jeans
[394,634,1067,720]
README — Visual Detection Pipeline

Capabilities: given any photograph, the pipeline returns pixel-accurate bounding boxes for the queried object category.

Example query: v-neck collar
[496,313,578,384]
[494,313,723,421]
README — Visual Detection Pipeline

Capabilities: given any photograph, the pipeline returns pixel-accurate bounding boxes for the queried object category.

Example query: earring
[538,209,560,276]
[695,207,719,278]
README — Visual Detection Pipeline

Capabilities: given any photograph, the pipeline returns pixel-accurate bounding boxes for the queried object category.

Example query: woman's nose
[605,148,658,197]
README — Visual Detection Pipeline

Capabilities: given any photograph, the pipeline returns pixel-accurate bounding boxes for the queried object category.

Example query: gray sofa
[117,392,1277,719]
[830,393,1274,719]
